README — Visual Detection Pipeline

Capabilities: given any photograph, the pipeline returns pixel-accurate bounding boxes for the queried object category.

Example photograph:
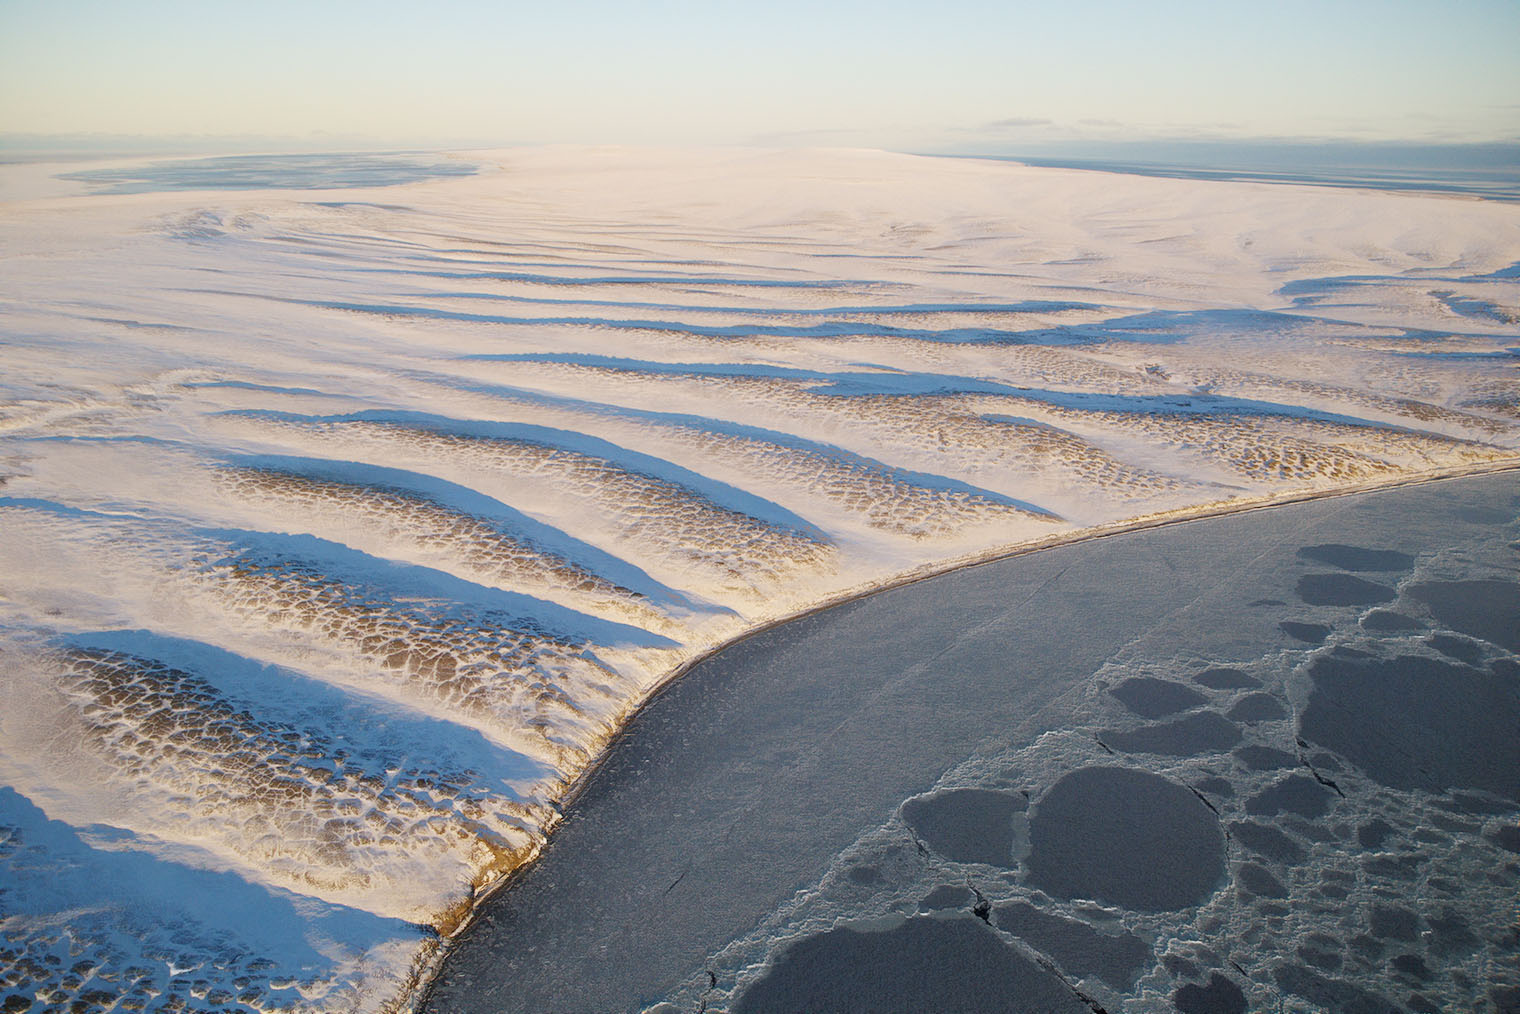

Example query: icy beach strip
[1,146,1518,1011]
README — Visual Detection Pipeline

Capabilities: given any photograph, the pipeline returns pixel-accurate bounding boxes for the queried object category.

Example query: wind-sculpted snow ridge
[213,458,684,632]
[1,145,1519,1012]
[218,409,837,603]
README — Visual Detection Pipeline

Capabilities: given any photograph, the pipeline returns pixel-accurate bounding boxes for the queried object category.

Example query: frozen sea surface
[972,149,1520,203]
[425,472,1520,1014]
[59,152,477,194]
[1,146,1518,1011]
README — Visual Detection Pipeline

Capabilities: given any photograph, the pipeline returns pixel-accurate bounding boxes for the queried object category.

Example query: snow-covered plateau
[1,146,1517,1012]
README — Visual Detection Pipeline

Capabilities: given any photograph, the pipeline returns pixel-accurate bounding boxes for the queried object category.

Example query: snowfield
[1,146,1517,1012]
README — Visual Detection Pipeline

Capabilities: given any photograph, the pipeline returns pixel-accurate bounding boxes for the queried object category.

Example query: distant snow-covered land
[1,147,1517,1012]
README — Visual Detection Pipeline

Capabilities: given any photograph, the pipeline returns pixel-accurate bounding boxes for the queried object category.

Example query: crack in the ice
[1031,951,1111,1014]
[695,968,718,1013]
[964,876,991,923]
[1189,785,1222,816]
[1294,736,1347,797]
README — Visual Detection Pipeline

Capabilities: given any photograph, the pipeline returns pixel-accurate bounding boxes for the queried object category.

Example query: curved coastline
[411,457,1520,1012]
[7,145,1520,1014]
[554,457,1520,815]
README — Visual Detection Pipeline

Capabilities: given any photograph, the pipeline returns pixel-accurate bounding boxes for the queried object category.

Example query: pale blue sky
[2,0,1517,152]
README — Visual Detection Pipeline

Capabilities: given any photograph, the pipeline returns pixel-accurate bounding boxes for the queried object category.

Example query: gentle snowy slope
[1,147,1517,1012]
